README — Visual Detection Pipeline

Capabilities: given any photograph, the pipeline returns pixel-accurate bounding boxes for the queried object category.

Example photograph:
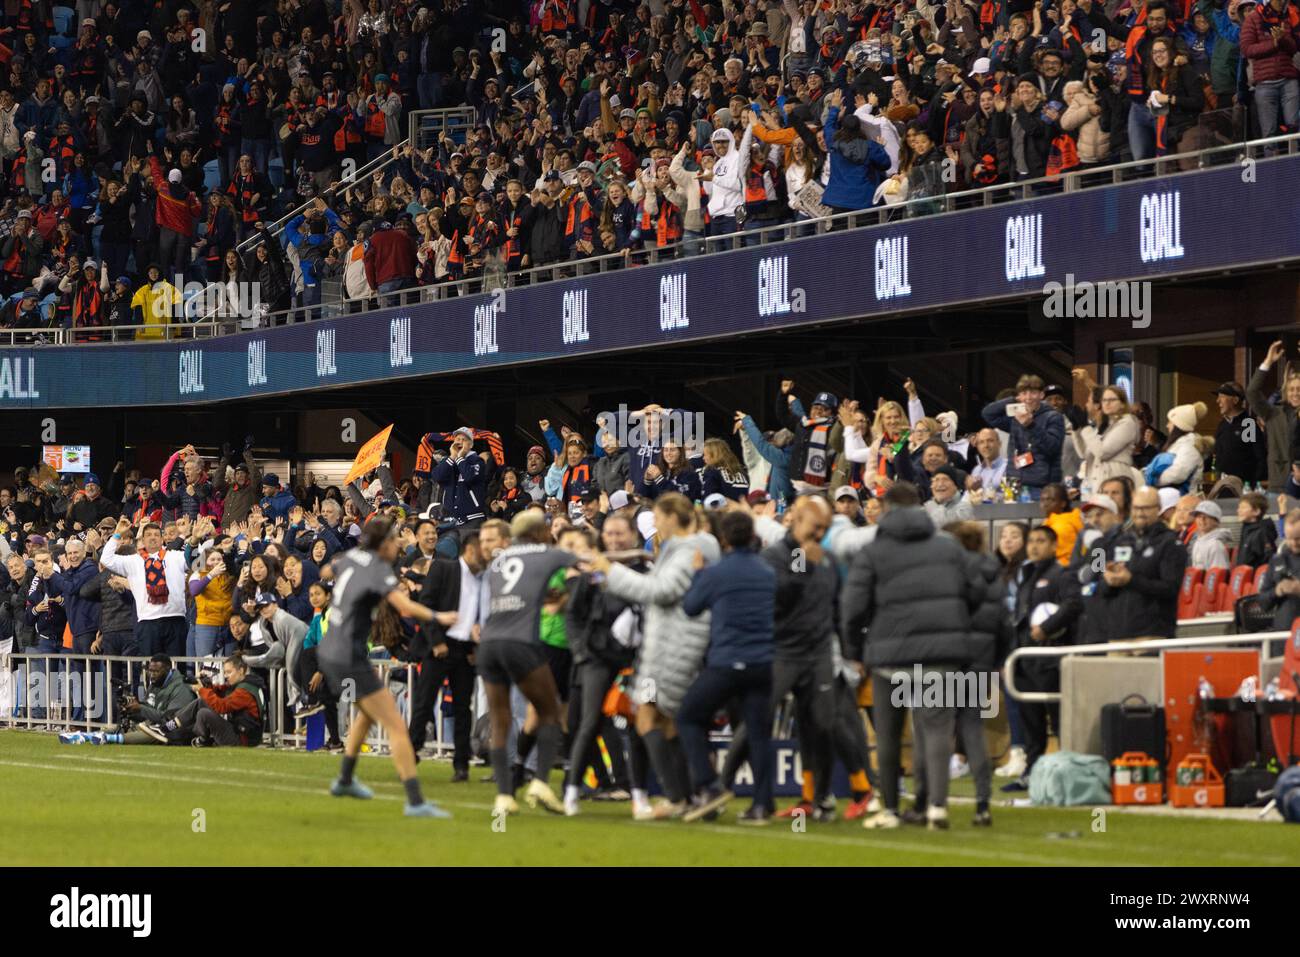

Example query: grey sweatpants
[910,704,957,810]
[956,705,992,808]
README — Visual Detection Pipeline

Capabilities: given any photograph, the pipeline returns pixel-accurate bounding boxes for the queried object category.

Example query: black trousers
[408,640,476,767]
[174,697,242,746]
[678,662,774,812]
[1017,660,1060,775]
[721,655,836,802]
[135,616,188,660]
[294,645,340,745]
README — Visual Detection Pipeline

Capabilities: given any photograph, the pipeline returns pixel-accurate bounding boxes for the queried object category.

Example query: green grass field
[1,729,1294,866]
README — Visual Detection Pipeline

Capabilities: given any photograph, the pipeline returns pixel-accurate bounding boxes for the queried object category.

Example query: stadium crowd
[0,0,1288,337]
[7,350,1300,825]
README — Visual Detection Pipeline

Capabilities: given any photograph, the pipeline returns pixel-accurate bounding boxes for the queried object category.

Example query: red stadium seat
[1196,566,1229,617]
[1254,565,1271,591]
[1178,567,1206,619]
[1220,565,1255,612]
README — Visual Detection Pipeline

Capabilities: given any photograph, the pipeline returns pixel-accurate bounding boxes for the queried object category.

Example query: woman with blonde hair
[841,399,913,497]
[1073,384,1143,492]
[700,437,748,501]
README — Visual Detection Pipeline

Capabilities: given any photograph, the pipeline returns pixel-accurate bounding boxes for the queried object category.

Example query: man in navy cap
[259,473,298,523]
[430,427,488,535]
[68,471,121,528]
[777,379,839,492]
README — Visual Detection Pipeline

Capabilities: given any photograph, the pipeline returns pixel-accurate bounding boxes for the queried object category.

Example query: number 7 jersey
[480,544,577,645]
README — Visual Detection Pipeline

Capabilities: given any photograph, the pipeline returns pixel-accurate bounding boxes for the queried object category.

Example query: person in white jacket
[1157,401,1207,491]
[587,492,721,819]
[102,515,190,658]
[1072,386,1142,494]
[704,118,755,239]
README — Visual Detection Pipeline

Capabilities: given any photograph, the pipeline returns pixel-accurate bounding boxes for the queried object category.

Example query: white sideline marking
[11,748,1290,865]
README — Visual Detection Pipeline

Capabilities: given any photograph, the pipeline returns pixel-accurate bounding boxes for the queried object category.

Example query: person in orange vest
[539,0,577,35]
[638,161,685,250]
[58,258,105,339]
[363,73,402,162]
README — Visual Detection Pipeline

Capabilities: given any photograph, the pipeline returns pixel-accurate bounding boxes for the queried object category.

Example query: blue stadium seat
[50,36,72,50]
[202,159,221,194]
[268,157,284,189]
[52,5,74,35]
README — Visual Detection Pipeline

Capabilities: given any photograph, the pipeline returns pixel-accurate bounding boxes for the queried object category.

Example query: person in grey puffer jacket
[599,492,720,816]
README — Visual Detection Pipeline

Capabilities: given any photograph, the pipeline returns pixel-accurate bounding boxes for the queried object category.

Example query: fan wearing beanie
[1156,401,1207,490]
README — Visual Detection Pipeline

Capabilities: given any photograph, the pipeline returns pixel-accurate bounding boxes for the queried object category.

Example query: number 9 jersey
[480,544,577,645]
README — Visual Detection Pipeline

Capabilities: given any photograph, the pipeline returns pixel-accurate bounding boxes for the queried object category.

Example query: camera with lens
[110,677,136,731]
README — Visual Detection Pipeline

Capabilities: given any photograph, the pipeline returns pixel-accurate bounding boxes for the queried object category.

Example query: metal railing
[409,106,477,153]
[0,651,461,758]
[14,128,1300,348]
[1003,631,1290,704]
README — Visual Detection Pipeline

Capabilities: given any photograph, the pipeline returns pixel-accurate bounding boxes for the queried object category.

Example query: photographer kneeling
[59,654,197,745]
[140,654,267,748]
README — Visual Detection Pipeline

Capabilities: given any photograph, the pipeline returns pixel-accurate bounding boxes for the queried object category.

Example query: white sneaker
[862,809,901,829]
[995,746,1027,779]
[926,806,950,831]
[649,798,687,820]
[524,779,565,814]
[563,794,580,817]
[949,754,971,779]
[493,794,519,817]
[632,799,654,820]
[866,794,883,814]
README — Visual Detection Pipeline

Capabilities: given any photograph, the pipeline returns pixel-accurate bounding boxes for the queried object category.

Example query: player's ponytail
[360,514,395,551]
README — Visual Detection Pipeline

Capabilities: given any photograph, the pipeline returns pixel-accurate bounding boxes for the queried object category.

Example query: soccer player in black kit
[478,509,578,817]
[320,517,455,818]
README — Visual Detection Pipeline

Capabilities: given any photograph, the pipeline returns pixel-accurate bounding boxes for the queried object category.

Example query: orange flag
[344,425,394,485]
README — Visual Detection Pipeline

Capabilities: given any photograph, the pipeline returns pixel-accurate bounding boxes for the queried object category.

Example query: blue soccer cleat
[330,779,374,799]
[58,732,87,745]
[404,801,452,819]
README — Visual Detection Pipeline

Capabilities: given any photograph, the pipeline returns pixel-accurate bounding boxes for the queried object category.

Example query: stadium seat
[1177,567,1205,619]
[1219,565,1255,612]
[268,157,284,189]
[50,35,72,50]
[52,5,74,34]
[203,159,221,194]
[1254,565,1271,591]
[1196,566,1229,617]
